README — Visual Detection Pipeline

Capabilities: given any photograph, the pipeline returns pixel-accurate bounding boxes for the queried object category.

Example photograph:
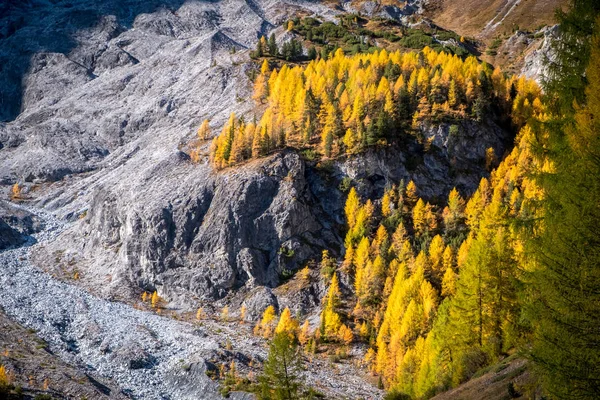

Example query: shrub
[338,177,352,192]
[384,388,411,400]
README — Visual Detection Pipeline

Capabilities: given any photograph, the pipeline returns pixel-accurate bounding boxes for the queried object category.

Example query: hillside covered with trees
[1,0,598,399]
[208,47,539,168]
[203,1,600,399]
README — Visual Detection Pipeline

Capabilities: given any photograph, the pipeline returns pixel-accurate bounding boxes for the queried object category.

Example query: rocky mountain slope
[31,117,510,307]
[420,0,565,79]
[0,204,382,399]
[0,308,127,399]
[0,0,567,398]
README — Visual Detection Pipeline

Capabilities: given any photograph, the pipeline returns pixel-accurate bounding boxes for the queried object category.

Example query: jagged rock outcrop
[0,219,25,250]
[0,200,45,249]
[490,25,557,82]
[34,117,510,306]
[35,151,341,302]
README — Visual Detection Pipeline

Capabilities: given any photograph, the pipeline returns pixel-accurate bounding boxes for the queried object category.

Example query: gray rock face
[0,219,25,250]
[520,25,557,82]
[37,151,341,302]
[0,206,258,400]
[1,0,513,307]
[35,116,510,306]
[0,200,46,249]
[491,25,557,83]
[242,286,280,320]
[0,0,332,182]
[0,200,45,234]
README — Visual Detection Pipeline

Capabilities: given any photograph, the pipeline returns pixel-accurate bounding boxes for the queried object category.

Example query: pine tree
[268,33,278,57]
[257,332,303,400]
[526,8,600,398]
[275,307,299,338]
[320,249,336,281]
[255,36,264,57]
[197,119,211,140]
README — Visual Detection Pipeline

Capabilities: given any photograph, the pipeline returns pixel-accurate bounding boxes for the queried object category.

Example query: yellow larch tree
[221,306,229,322]
[151,291,160,308]
[11,183,20,200]
[240,304,247,323]
[256,305,277,338]
[197,119,211,140]
[208,47,531,169]
[299,320,311,345]
[428,234,446,283]
[275,307,299,338]
[338,324,354,345]
[321,272,342,339]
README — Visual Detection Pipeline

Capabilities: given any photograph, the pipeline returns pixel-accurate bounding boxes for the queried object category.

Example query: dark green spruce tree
[526,1,600,398]
[256,332,303,400]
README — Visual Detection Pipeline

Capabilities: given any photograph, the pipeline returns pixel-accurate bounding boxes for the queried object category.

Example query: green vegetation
[209,47,539,169]
[485,38,502,56]
[287,15,471,59]
[525,1,600,398]
[208,2,600,399]
[251,33,304,62]
[256,332,304,399]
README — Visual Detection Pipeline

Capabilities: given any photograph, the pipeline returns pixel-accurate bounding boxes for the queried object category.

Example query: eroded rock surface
[33,116,510,306]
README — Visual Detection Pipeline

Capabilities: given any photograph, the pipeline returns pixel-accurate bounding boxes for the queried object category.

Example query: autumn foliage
[209,47,540,168]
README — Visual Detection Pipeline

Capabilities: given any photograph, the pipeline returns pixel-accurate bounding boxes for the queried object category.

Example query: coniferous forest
[205,1,600,399]
[1,0,599,399]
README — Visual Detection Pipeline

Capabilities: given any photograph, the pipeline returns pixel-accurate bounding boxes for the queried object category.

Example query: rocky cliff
[32,117,510,308]
[0,0,547,397]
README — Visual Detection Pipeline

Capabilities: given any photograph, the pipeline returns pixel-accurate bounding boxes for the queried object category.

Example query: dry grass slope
[426,0,566,39]
[431,357,537,400]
